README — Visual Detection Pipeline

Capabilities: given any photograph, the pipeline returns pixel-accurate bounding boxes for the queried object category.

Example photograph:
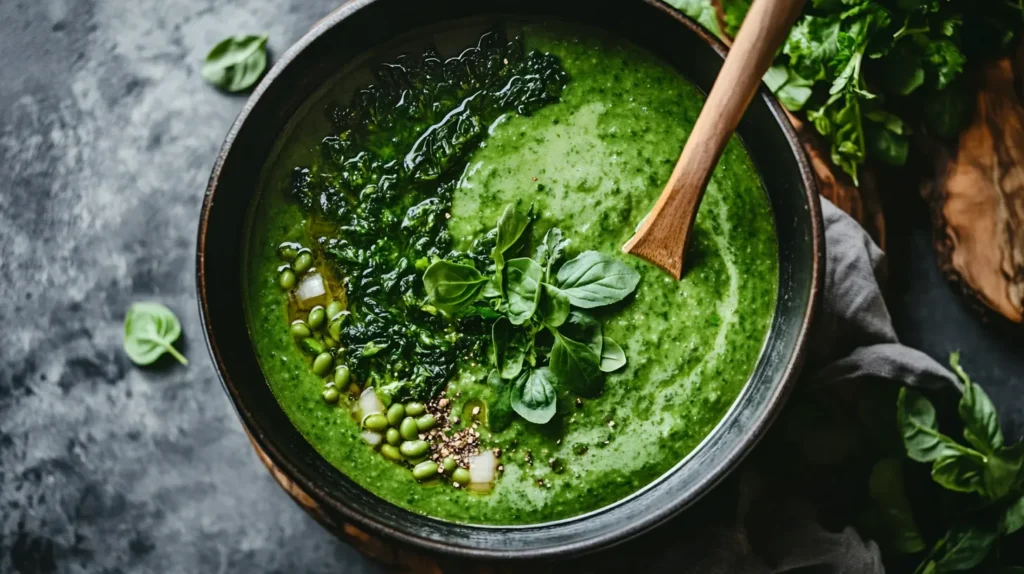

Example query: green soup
[244,23,778,525]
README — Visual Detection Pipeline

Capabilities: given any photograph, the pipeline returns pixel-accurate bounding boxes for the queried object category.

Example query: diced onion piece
[294,272,328,309]
[468,451,496,491]
[358,387,385,417]
[361,430,382,446]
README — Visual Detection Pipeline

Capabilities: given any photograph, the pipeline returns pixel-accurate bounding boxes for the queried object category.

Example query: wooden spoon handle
[623,0,805,278]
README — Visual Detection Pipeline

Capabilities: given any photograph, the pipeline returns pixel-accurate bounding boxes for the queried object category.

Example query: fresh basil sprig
[884,352,1024,573]
[422,203,639,426]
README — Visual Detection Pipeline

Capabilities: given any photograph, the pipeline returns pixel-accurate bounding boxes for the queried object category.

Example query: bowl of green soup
[197,0,823,559]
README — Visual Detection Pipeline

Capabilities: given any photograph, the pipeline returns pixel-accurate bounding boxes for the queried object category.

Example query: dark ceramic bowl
[197,0,823,561]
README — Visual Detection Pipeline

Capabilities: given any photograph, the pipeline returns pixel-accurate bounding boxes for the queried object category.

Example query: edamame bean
[312,352,333,375]
[412,461,439,481]
[451,467,471,486]
[307,306,326,329]
[278,269,297,290]
[415,414,436,432]
[321,387,340,404]
[399,417,419,441]
[328,317,343,340]
[386,404,406,426]
[333,365,350,387]
[300,338,326,356]
[399,440,429,458]
[385,428,401,446]
[380,444,402,461]
[289,320,311,339]
[277,243,300,262]
[326,300,344,320]
[363,413,388,432]
[441,456,457,475]
[406,402,425,417]
[293,251,314,273]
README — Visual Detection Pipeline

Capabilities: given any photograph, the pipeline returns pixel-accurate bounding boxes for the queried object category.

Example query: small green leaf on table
[202,35,269,92]
[123,302,188,366]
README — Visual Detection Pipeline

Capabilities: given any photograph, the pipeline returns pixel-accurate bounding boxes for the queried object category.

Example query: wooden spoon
[622,0,806,278]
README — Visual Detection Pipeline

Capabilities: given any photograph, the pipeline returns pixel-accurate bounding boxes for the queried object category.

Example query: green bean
[289,320,311,339]
[406,402,425,417]
[412,461,439,481]
[307,306,326,330]
[278,268,297,290]
[451,467,470,486]
[277,243,300,262]
[293,251,314,273]
[399,440,429,458]
[333,365,351,387]
[312,352,333,375]
[300,338,326,356]
[386,404,406,426]
[416,414,436,432]
[363,413,388,432]
[380,444,402,462]
[399,417,419,441]
[441,456,457,475]
[321,386,340,404]
[385,428,401,446]
[326,300,344,320]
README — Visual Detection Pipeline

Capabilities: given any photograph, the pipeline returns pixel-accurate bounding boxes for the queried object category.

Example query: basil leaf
[555,251,640,308]
[480,275,502,299]
[537,283,570,327]
[931,454,986,495]
[422,260,487,312]
[123,302,188,366]
[931,523,997,572]
[982,444,1024,502]
[506,258,543,325]
[897,388,964,463]
[487,370,516,432]
[1001,494,1024,535]
[952,352,1004,453]
[201,35,269,93]
[534,227,570,280]
[599,337,626,372]
[550,313,604,397]
[492,203,531,279]
[510,368,557,424]
[491,317,527,380]
[864,458,926,554]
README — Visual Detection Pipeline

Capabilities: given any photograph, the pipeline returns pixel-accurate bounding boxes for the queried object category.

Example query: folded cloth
[568,199,958,574]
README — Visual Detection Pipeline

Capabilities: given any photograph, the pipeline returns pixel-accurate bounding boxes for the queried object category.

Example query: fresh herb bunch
[288,30,568,404]
[423,203,639,426]
[867,353,1024,572]
[670,0,1024,182]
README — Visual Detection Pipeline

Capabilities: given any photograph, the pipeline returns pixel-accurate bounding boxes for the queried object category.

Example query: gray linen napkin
[567,199,958,574]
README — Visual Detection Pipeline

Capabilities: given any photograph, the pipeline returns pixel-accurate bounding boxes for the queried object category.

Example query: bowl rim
[197,0,824,559]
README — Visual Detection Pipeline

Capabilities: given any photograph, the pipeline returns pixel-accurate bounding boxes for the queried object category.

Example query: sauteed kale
[288,30,568,403]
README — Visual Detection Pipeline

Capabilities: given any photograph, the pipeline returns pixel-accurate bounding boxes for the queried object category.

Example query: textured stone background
[1,0,1022,573]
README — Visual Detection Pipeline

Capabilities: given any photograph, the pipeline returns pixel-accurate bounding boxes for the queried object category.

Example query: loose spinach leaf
[492,203,531,281]
[931,523,998,572]
[864,458,927,554]
[537,283,570,327]
[982,444,1024,502]
[898,388,966,463]
[510,367,557,424]
[492,317,527,380]
[201,35,269,92]
[123,302,188,366]
[535,227,570,280]
[599,337,626,373]
[1001,494,1024,535]
[506,258,543,325]
[952,351,1004,453]
[422,260,488,313]
[555,251,640,309]
[931,454,987,495]
[550,312,604,396]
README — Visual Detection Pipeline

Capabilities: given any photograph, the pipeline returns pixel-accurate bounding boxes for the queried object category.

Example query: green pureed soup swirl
[244,23,778,525]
